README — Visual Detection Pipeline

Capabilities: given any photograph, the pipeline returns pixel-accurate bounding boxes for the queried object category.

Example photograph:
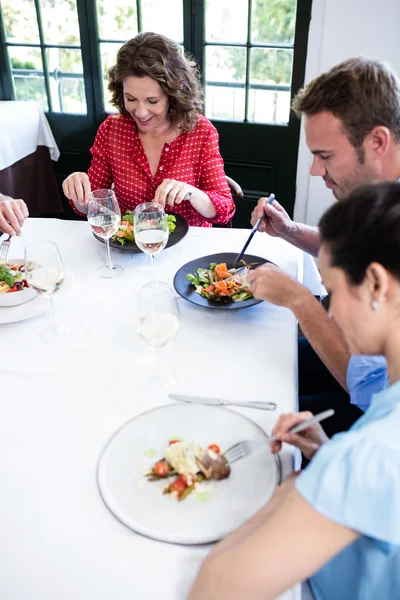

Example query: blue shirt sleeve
[346,355,387,411]
[295,430,400,545]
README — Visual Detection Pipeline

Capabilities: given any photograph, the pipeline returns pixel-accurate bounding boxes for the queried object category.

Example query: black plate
[173,252,272,310]
[93,213,189,253]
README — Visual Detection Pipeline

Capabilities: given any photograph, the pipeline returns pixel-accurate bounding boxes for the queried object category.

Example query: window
[1,0,87,114]
[204,0,296,124]
[96,0,184,112]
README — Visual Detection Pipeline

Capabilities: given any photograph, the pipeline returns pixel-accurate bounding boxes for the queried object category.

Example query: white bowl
[0,259,37,307]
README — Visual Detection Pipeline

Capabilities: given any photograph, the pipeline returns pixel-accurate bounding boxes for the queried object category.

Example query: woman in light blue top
[189,181,400,600]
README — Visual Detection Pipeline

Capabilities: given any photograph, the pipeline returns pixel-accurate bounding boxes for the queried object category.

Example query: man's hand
[270,411,329,460]
[247,263,307,309]
[0,197,29,236]
[250,196,294,237]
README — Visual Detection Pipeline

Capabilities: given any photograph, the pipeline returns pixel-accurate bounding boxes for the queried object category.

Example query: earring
[371,300,380,312]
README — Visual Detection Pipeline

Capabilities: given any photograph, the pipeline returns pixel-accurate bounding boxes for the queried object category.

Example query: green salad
[112,210,177,246]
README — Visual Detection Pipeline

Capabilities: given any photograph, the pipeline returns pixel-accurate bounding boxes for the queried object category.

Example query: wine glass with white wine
[88,189,123,278]
[136,280,180,387]
[133,202,169,270]
[24,240,66,343]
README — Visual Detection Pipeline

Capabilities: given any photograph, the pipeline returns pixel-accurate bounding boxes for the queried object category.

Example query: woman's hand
[0,197,29,236]
[154,179,195,208]
[270,411,329,461]
[62,172,91,206]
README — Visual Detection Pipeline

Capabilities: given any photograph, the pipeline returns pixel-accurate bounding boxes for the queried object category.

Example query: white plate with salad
[92,210,189,252]
[97,403,281,545]
[0,260,36,307]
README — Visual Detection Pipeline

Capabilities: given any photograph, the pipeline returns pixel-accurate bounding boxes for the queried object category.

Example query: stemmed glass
[133,202,169,270]
[24,240,65,342]
[87,189,123,278]
[136,280,180,387]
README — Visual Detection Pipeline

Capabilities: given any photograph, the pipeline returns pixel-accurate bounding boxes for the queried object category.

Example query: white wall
[294,0,400,225]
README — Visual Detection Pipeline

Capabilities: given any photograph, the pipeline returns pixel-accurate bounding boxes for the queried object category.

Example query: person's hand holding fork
[269,411,330,460]
[0,195,29,236]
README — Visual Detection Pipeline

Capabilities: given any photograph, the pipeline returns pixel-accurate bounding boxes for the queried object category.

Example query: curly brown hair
[292,58,400,150]
[107,32,203,133]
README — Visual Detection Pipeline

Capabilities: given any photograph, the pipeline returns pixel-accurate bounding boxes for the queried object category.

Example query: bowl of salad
[0,260,36,307]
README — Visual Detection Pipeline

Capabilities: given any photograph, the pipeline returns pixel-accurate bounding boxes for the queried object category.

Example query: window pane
[46,48,86,114]
[1,0,40,43]
[96,0,138,40]
[205,45,246,120]
[39,0,81,45]
[8,46,48,110]
[99,42,121,111]
[248,88,291,123]
[250,47,293,86]
[251,0,297,45]
[142,0,183,42]
[205,85,245,121]
[205,0,248,44]
[206,46,246,85]
[249,48,293,123]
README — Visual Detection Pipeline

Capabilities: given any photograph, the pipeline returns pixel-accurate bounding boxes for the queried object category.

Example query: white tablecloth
[0,220,323,600]
[0,101,60,170]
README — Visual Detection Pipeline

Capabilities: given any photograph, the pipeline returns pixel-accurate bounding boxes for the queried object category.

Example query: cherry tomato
[153,460,170,477]
[8,286,18,293]
[168,476,187,495]
[208,444,220,454]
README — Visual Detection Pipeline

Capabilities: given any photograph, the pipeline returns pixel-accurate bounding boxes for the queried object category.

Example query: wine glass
[87,189,123,278]
[24,240,65,342]
[133,202,169,269]
[136,280,180,387]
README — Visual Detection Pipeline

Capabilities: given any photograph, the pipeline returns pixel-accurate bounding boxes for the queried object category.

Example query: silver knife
[168,393,276,411]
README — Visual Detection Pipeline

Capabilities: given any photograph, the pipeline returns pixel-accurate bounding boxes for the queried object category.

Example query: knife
[169,394,276,411]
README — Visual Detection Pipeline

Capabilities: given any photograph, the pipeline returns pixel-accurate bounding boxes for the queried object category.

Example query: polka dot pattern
[71,114,235,227]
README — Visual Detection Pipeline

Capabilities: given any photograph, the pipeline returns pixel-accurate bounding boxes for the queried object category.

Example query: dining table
[0,218,324,600]
[0,101,62,216]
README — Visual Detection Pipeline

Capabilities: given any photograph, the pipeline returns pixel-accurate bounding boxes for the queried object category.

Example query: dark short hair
[292,58,400,149]
[319,181,400,285]
[108,32,203,132]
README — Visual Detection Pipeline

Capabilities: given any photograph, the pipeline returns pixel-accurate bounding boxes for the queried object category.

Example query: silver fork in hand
[0,235,11,262]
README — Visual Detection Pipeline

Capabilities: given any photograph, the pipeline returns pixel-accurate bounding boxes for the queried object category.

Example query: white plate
[0,267,74,324]
[97,404,281,545]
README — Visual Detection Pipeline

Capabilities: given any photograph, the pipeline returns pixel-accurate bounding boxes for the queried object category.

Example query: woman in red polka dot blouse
[62,32,235,228]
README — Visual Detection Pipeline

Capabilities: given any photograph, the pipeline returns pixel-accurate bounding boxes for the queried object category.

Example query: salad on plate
[186,262,256,303]
[112,210,177,246]
[0,261,30,294]
[145,438,230,501]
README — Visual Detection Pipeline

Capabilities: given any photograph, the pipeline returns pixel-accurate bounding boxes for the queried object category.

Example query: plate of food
[97,403,281,545]
[173,252,273,310]
[92,210,189,252]
[0,260,36,307]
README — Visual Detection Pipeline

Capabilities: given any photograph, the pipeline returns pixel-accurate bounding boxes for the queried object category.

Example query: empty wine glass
[88,189,123,278]
[136,280,180,387]
[133,202,169,269]
[24,240,65,342]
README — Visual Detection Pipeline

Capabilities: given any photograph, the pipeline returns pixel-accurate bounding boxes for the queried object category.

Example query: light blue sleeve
[347,355,387,411]
[295,434,400,545]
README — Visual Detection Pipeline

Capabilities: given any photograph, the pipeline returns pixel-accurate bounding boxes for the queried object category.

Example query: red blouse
[72,113,235,227]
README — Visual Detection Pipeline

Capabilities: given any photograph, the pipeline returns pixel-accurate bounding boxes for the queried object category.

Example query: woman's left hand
[154,179,195,208]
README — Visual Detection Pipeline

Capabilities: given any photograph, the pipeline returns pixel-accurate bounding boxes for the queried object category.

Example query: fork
[0,235,11,262]
[224,408,335,464]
